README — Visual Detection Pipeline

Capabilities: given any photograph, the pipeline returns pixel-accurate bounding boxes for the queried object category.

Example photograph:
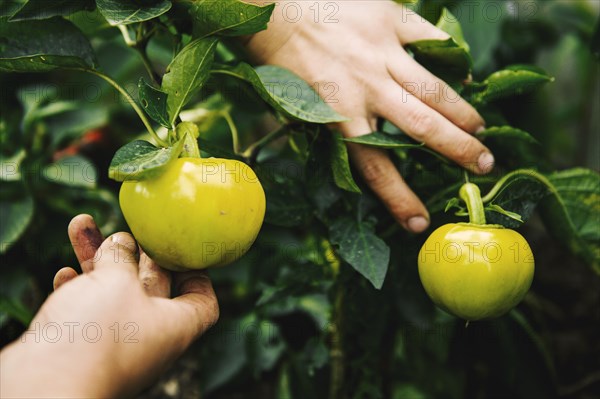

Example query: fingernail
[478,152,495,173]
[476,125,486,134]
[111,233,136,251]
[407,216,429,233]
[111,234,125,244]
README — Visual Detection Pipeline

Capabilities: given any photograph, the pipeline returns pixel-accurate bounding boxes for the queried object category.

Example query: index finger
[68,214,104,273]
[339,118,431,233]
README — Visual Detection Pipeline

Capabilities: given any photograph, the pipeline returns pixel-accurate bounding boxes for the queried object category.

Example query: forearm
[0,340,120,398]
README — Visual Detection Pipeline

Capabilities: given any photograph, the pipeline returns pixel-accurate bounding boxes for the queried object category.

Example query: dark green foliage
[1,1,599,398]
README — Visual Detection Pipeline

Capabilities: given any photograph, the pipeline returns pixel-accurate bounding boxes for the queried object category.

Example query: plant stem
[136,47,162,86]
[480,169,555,203]
[222,110,241,155]
[459,182,486,225]
[329,282,345,399]
[120,23,162,86]
[118,25,135,46]
[77,68,168,147]
[242,126,287,164]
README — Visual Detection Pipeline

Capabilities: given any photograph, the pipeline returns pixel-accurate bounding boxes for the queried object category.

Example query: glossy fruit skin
[119,157,266,271]
[418,223,534,320]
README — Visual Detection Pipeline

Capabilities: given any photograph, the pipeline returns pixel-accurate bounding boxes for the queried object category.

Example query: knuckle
[190,296,220,332]
[360,158,392,188]
[455,138,480,164]
[141,275,157,289]
[208,300,220,326]
[456,111,482,133]
[387,199,411,219]
[407,110,436,140]
[386,189,421,219]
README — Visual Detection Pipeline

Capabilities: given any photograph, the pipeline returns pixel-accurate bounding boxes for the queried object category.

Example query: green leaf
[0,150,26,181]
[138,78,170,128]
[96,0,171,25]
[263,188,314,227]
[212,63,347,124]
[191,0,275,37]
[43,155,97,188]
[246,318,286,374]
[42,187,120,236]
[444,197,461,213]
[436,8,469,52]
[198,137,242,160]
[471,67,554,104]
[108,139,184,182]
[393,384,428,399]
[486,204,524,223]
[200,317,248,394]
[256,161,313,227]
[539,168,600,273]
[0,17,97,72]
[0,1,26,18]
[331,133,360,193]
[0,191,34,254]
[23,100,109,145]
[344,131,423,149]
[592,16,600,60]
[162,37,218,125]
[305,133,343,214]
[9,0,95,21]
[0,297,33,326]
[509,310,556,380]
[478,126,539,145]
[477,126,542,169]
[0,269,35,326]
[406,38,472,89]
[450,0,503,72]
[481,170,551,228]
[482,168,600,271]
[329,217,390,289]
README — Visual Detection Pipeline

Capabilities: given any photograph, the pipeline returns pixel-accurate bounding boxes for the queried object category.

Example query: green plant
[1,1,599,398]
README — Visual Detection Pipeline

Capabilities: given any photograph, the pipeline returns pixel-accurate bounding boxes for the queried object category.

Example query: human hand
[0,214,219,398]
[246,1,493,233]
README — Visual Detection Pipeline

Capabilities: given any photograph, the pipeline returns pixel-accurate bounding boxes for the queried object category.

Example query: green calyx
[175,122,201,158]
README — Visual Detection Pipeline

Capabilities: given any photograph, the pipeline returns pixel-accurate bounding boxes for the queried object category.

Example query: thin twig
[328,282,345,399]
[222,110,241,155]
[243,125,287,165]
[76,68,167,147]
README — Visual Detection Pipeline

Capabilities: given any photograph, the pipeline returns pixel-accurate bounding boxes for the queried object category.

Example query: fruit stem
[459,182,487,225]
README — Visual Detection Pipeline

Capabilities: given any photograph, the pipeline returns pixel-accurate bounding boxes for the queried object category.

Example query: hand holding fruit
[0,215,219,398]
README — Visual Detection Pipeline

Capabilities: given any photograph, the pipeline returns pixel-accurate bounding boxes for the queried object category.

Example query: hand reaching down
[246,1,493,232]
